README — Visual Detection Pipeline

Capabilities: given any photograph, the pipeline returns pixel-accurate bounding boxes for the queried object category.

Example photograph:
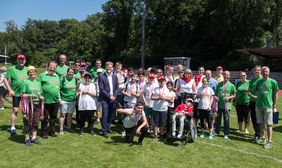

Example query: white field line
[199,141,282,163]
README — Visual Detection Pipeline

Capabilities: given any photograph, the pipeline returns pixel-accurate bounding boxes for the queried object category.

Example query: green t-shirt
[22,79,42,102]
[89,67,106,78]
[73,71,81,79]
[256,78,279,109]
[216,81,236,110]
[5,66,28,97]
[235,81,250,105]
[60,77,77,102]
[55,64,69,78]
[38,72,61,104]
[249,76,262,102]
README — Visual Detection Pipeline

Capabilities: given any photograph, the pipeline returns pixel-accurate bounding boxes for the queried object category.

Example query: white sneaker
[177,134,182,139]
[224,135,229,139]
[172,132,176,137]
[121,130,126,137]
[59,130,64,135]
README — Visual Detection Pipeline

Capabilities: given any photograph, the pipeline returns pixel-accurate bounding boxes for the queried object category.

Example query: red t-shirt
[174,103,193,116]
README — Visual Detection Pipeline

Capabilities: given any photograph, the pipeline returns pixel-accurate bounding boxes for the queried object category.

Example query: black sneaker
[31,138,40,144]
[25,139,32,146]
[49,133,57,137]
[10,129,17,136]
[90,130,96,136]
[137,142,143,146]
[101,132,109,138]
[42,135,48,139]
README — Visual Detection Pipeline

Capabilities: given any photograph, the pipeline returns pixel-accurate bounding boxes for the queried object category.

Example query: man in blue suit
[98,61,119,137]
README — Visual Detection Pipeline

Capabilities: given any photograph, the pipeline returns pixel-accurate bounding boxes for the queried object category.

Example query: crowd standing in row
[0,54,279,148]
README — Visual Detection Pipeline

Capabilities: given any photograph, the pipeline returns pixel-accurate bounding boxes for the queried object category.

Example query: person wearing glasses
[235,71,250,134]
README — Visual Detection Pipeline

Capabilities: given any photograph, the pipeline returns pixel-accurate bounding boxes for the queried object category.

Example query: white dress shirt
[107,73,113,96]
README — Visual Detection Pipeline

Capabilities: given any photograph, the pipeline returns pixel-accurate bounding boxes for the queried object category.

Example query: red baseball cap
[17,54,26,59]
[216,66,223,71]
[158,75,165,81]
[80,62,86,67]
[148,73,155,79]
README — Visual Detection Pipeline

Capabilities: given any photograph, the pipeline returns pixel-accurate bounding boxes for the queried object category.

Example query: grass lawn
[0,96,282,168]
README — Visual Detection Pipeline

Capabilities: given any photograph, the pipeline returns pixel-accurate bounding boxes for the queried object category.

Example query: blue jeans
[215,109,230,135]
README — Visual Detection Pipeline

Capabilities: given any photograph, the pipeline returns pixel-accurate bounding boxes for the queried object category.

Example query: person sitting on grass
[21,66,44,146]
[117,102,148,146]
[171,98,193,139]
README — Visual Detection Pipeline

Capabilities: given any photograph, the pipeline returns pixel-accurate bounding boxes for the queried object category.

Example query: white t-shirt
[137,80,147,103]
[165,75,174,83]
[152,86,170,112]
[168,90,176,108]
[124,82,139,107]
[177,79,195,93]
[143,82,158,108]
[117,73,125,95]
[197,86,214,110]
[123,108,145,128]
[78,83,97,110]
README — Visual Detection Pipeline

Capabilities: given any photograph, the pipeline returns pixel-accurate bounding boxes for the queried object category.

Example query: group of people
[1,53,279,149]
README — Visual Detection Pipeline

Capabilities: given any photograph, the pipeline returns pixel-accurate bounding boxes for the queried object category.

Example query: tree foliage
[0,0,281,69]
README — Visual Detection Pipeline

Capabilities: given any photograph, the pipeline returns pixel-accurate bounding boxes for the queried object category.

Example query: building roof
[237,48,282,59]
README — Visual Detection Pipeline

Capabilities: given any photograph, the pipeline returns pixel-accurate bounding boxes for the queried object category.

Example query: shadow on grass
[0,124,11,132]
[216,127,254,144]
[9,134,25,144]
[163,138,181,147]
[102,135,126,145]
[273,125,282,133]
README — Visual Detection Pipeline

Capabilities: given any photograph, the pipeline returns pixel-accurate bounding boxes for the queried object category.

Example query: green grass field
[0,96,282,168]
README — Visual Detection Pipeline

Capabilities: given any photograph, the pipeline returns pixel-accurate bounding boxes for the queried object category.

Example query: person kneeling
[171,98,193,139]
[117,102,148,146]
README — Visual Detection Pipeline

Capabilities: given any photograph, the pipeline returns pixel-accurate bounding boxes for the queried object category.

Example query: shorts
[144,107,153,117]
[60,101,76,113]
[12,96,21,108]
[0,86,7,97]
[152,110,167,127]
[255,107,273,125]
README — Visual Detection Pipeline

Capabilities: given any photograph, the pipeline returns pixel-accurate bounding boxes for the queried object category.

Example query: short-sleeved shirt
[21,79,42,102]
[143,82,158,108]
[123,108,145,128]
[255,78,279,109]
[55,64,69,78]
[78,83,97,110]
[124,82,139,105]
[5,66,28,97]
[249,76,262,102]
[235,80,250,105]
[60,77,77,102]
[38,72,61,104]
[73,71,81,79]
[167,90,176,108]
[215,81,236,110]
[152,86,170,112]
[89,67,106,79]
[197,86,214,110]
[177,78,195,93]
[208,77,218,92]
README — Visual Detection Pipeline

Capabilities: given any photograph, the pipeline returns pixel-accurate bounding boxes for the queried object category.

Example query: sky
[0,0,108,32]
